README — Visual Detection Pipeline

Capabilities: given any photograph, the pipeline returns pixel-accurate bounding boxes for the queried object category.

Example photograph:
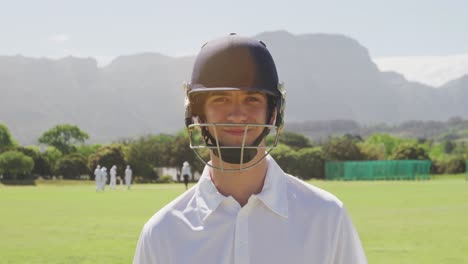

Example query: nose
[227,102,247,123]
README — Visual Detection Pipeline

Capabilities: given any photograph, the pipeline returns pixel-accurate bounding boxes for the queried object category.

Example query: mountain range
[1,31,467,145]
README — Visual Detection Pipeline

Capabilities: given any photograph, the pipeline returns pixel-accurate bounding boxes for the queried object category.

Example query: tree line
[288,116,468,143]
[0,123,467,182]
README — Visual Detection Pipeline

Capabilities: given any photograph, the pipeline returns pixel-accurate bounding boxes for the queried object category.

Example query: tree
[169,133,204,175]
[55,154,89,179]
[88,145,127,179]
[443,140,456,154]
[38,124,89,155]
[76,144,102,159]
[33,154,53,178]
[43,146,63,173]
[125,133,193,180]
[0,151,34,180]
[296,147,324,179]
[0,123,17,151]
[14,146,52,177]
[389,143,430,160]
[270,144,298,175]
[444,157,466,174]
[276,131,312,150]
[357,142,386,160]
[322,136,364,161]
[125,136,161,180]
[364,134,404,157]
[453,142,468,157]
[427,142,445,161]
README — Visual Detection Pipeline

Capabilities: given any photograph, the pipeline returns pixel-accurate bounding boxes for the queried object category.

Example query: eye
[211,96,229,103]
[247,97,259,102]
[246,95,264,103]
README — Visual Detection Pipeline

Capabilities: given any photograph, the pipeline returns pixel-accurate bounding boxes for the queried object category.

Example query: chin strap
[202,126,270,164]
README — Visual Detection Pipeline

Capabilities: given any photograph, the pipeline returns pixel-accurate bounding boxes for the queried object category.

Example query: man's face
[203,90,269,147]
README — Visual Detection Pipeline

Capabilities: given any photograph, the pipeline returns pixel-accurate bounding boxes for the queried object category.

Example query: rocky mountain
[0,31,467,144]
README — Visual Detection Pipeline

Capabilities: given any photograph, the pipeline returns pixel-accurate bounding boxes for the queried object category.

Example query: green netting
[325,160,432,180]
[466,160,468,181]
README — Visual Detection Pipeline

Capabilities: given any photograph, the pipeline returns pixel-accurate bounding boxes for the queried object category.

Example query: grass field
[1,175,467,263]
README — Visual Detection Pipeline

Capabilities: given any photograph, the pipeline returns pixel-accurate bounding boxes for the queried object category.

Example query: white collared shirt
[134,155,367,264]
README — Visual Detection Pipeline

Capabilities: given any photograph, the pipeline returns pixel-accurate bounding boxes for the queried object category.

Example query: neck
[209,154,268,207]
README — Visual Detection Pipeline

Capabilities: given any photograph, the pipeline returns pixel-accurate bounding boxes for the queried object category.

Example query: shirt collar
[255,155,288,219]
[194,164,226,221]
[194,155,289,221]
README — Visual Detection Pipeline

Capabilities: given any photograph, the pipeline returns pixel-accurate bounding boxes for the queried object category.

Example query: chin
[219,139,256,147]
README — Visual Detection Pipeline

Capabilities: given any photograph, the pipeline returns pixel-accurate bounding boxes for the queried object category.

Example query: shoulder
[138,186,197,242]
[283,173,344,215]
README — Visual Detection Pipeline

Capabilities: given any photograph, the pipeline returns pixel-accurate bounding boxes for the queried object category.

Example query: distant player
[181,161,192,190]
[125,165,133,190]
[109,165,117,190]
[94,165,101,192]
[100,166,107,191]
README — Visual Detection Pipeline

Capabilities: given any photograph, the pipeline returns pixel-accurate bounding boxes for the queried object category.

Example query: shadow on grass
[1,179,36,186]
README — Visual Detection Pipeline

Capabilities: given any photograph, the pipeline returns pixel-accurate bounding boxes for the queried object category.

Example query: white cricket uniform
[134,155,367,264]
[110,167,117,189]
[94,168,101,191]
[101,168,107,191]
[125,168,132,189]
[181,163,191,178]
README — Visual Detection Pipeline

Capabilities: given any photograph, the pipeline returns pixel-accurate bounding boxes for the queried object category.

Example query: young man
[134,34,367,264]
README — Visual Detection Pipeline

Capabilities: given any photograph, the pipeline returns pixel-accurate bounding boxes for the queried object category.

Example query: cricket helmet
[184,33,286,171]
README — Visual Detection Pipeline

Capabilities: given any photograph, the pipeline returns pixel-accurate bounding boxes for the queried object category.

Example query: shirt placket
[234,205,250,264]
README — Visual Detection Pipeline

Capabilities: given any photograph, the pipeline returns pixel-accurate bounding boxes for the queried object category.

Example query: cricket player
[100,166,107,191]
[125,165,133,190]
[134,34,367,264]
[110,165,117,190]
[181,161,191,190]
[94,165,101,192]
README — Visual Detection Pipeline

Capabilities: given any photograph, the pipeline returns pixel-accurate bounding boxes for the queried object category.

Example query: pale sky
[1,0,467,86]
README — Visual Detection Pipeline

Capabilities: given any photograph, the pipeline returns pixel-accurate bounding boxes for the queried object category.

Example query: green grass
[1,175,467,263]
[310,174,468,264]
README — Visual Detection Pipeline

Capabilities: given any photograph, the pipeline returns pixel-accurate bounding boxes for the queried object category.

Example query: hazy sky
[1,0,467,85]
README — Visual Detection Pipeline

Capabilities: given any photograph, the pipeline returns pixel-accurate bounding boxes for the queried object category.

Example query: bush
[55,154,89,179]
[0,151,34,180]
[444,157,466,174]
[33,155,53,178]
[157,175,174,183]
[43,146,63,171]
[430,160,445,174]
[14,146,52,177]
[358,142,386,160]
[390,143,430,160]
[322,136,364,161]
[134,163,158,181]
[272,131,313,150]
[296,147,324,179]
[270,144,298,175]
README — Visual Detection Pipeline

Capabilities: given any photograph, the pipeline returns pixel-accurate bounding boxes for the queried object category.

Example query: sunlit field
[1,175,467,263]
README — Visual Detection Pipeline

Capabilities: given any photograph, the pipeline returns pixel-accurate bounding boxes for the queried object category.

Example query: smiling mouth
[223,129,252,136]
